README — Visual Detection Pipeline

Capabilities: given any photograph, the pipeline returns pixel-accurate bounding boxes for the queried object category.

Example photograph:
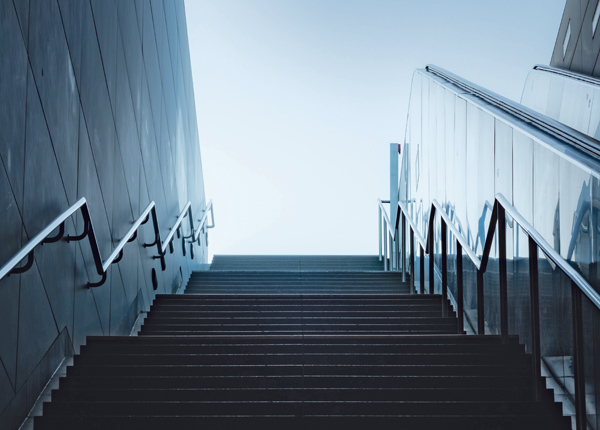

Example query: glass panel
[462,253,478,334]
[509,224,532,351]
[483,234,500,335]
[559,156,592,275]
[538,248,575,423]
[583,294,600,429]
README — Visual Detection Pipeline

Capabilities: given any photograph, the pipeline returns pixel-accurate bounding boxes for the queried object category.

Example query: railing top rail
[102,201,155,273]
[194,199,215,242]
[425,64,600,159]
[0,197,87,280]
[431,200,481,269]
[533,64,600,87]
[161,201,192,255]
[395,199,427,249]
[388,191,600,311]
[377,199,396,240]
[495,194,600,310]
[0,197,214,287]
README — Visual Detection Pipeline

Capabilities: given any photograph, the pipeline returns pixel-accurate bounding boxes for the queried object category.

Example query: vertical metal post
[392,237,397,271]
[401,213,406,282]
[428,226,434,295]
[419,245,425,295]
[456,241,464,334]
[477,270,485,335]
[528,237,542,401]
[384,230,388,271]
[410,228,415,294]
[441,219,448,317]
[572,282,586,430]
[498,206,508,344]
[378,207,382,262]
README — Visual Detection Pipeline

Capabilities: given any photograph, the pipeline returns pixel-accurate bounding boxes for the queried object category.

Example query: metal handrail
[425,64,600,158]
[0,198,214,288]
[193,199,215,243]
[161,202,192,255]
[381,193,600,310]
[495,194,600,309]
[377,199,395,239]
[0,198,87,280]
[533,64,600,87]
[381,192,599,429]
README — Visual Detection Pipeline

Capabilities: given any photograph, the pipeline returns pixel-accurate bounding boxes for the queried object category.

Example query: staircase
[34,255,569,430]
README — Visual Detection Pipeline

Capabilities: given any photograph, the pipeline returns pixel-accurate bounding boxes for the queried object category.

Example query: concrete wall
[551,0,600,77]
[0,1,207,428]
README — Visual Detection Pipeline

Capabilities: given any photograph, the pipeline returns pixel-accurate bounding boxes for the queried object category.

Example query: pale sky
[184,0,565,257]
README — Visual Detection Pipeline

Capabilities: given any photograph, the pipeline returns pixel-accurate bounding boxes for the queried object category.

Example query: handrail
[382,193,600,311]
[533,64,600,87]
[425,64,600,159]
[377,199,396,240]
[161,202,192,255]
[0,198,214,288]
[495,194,600,309]
[0,198,87,280]
[102,202,155,274]
[385,192,600,429]
[193,199,215,243]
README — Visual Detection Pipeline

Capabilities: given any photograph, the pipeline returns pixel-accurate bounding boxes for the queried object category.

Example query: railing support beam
[419,245,425,295]
[441,219,448,317]
[498,206,508,344]
[456,241,464,334]
[572,282,586,430]
[528,237,542,402]
[477,270,484,335]
[410,228,415,294]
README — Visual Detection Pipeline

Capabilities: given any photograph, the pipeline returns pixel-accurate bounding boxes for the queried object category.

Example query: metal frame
[0,198,215,288]
[378,192,600,430]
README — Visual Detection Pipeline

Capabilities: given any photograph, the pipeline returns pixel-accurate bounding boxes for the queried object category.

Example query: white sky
[184,0,566,257]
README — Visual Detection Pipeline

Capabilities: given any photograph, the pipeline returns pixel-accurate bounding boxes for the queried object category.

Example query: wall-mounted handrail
[162,202,192,255]
[425,64,600,159]
[0,198,214,288]
[193,199,214,243]
[0,198,87,280]
[380,192,600,430]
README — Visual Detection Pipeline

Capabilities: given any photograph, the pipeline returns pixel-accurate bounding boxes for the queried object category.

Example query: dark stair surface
[209,254,384,271]
[34,256,569,430]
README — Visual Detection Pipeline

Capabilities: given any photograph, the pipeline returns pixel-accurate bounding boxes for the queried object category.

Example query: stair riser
[34,415,570,430]
[42,401,553,417]
[59,375,533,390]
[67,364,532,377]
[49,387,538,402]
[80,343,525,355]
[73,354,529,366]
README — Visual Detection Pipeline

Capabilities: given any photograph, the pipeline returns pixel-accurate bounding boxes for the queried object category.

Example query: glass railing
[389,64,600,429]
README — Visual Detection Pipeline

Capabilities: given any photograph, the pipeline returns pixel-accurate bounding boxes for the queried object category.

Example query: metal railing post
[392,237,397,271]
[419,245,425,295]
[441,219,448,317]
[384,230,388,271]
[572,282,586,430]
[428,222,434,295]
[477,270,484,334]
[456,241,464,334]
[498,206,508,344]
[378,206,382,262]
[401,213,406,282]
[410,228,415,294]
[528,237,542,401]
